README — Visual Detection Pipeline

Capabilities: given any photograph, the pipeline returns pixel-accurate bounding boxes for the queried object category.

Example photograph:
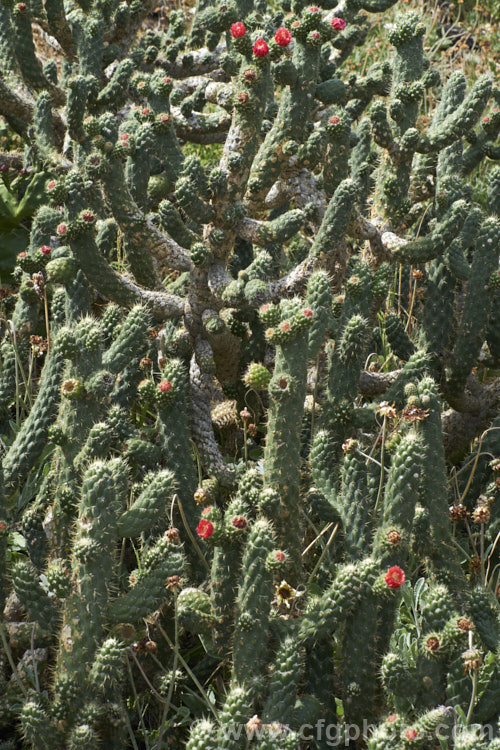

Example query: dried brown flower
[401,406,429,422]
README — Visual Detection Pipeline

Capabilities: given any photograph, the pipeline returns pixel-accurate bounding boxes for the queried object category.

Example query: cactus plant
[0,0,499,748]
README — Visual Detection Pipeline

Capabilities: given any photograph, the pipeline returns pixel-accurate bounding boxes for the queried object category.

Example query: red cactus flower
[17,252,27,259]
[387,714,398,723]
[158,380,172,393]
[253,38,269,57]
[280,321,291,332]
[231,22,246,38]
[405,729,418,741]
[385,565,406,588]
[163,77,171,83]
[47,180,57,190]
[303,308,313,317]
[196,519,214,539]
[329,115,340,124]
[40,245,52,256]
[141,108,150,115]
[120,133,130,141]
[309,6,319,11]
[330,17,346,30]
[274,551,286,562]
[57,223,67,236]
[275,27,292,46]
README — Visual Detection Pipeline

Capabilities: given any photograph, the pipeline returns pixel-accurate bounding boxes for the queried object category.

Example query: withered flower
[401,405,429,422]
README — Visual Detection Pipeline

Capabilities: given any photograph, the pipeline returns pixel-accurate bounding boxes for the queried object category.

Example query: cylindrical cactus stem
[473,660,500,724]
[422,259,456,375]
[21,494,49,570]
[88,638,124,700]
[383,311,415,361]
[254,726,301,749]
[2,333,65,492]
[310,178,358,264]
[404,705,455,746]
[446,728,490,750]
[64,269,92,323]
[19,697,63,750]
[0,466,6,615]
[339,445,373,561]
[412,585,455,710]
[487,165,500,217]
[381,651,419,711]
[382,349,430,408]
[415,378,466,589]
[211,525,245,655]
[177,587,215,634]
[421,584,456,631]
[306,270,332,360]
[342,594,379,728]
[0,292,40,427]
[445,217,500,399]
[486,288,500,360]
[262,635,303,726]
[11,559,55,632]
[304,637,337,749]
[310,429,342,510]
[393,200,468,265]
[157,358,199,549]
[373,430,424,568]
[323,313,370,432]
[375,12,425,226]
[117,469,176,538]
[469,587,500,653]
[125,123,153,212]
[33,92,55,157]
[190,354,235,485]
[263,298,312,582]
[446,650,473,713]
[44,0,74,58]
[186,718,218,750]
[372,429,425,661]
[232,518,275,694]
[0,4,19,79]
[216,686,254,750]
[299,557,378,642]
[102,304,151,375]
[55,460,120,706]
[66,75,87,142]
[107,533,186,624]
[50,318,107,554]
[10,0,60,99]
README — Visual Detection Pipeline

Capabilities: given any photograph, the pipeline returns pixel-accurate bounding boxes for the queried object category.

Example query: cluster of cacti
[0,0,499,746]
